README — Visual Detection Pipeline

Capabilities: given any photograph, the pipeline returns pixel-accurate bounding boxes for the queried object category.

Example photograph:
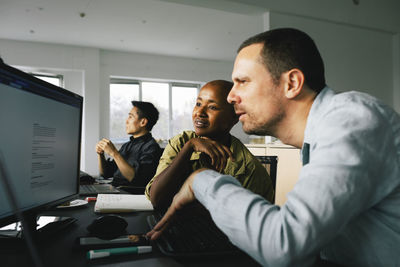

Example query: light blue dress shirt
[193,87,400,267]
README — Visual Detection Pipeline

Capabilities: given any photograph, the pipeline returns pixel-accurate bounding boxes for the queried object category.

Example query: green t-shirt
[145,131,274,202]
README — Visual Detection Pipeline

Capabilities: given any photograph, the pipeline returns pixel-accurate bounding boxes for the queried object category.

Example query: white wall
[267,11,397,111]
[1,10,399,174]
[0,39,100,174]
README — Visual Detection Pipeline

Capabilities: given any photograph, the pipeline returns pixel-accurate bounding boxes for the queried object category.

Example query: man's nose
[227,88,237,104]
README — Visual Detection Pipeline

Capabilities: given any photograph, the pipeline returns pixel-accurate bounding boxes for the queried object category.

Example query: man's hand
[146,168,207,240]
[189,138,234,172]
[95,142,104,155]
[96,139,118,157]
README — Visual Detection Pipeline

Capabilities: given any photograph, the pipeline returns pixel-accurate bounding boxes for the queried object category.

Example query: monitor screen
[0,62,83,227]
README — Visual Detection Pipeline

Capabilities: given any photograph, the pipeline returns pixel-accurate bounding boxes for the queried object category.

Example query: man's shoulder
[128,134,161,154]
[305,89,400,157]
[308,89,396,135]
[144,136,161,150]
[146,135,160,145]
[322,89,389,115]
[328,91,395,128]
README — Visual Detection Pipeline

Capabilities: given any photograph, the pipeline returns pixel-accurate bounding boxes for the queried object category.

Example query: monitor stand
[0,212,77,267]
[33,214,77,239]
[0,213,77,267]
[0,213,77,246]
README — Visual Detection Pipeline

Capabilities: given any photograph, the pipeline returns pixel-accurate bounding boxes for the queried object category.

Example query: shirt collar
[129,132,152,143]
[303,86,335,145]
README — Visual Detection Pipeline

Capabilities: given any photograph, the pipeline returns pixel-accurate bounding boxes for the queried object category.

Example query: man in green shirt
[145,80,274,209]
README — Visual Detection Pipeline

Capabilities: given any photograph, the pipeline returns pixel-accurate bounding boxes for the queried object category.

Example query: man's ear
[140,117,148,127]
[283,69,305,99]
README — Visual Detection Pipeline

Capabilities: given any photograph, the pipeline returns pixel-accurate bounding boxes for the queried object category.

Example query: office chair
[255,155,278,192]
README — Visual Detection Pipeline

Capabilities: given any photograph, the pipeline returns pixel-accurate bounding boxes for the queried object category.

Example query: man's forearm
[192,170,284,266]
[112,152,136,182]
[97,153,107,176]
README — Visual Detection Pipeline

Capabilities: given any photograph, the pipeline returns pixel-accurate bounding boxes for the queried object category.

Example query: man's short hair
[238,28,326,93]
[131,101,159,131]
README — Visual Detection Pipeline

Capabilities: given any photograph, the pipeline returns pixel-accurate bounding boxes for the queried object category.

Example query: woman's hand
[188,138,234,172]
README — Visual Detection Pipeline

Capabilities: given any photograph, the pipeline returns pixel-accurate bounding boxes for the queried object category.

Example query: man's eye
[209,106,218,110]
[195,102,201,107]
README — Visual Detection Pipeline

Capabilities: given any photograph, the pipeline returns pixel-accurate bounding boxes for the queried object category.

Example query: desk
[1,200,260,267]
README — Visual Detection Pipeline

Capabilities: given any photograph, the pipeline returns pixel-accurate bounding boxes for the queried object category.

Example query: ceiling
[1,0,399,62]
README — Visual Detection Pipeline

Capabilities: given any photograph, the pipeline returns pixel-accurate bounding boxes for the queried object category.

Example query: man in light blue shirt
[147,28,400,267]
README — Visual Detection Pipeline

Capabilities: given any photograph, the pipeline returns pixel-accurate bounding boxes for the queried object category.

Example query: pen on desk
[80,234,146,245]
[87,246,152,259]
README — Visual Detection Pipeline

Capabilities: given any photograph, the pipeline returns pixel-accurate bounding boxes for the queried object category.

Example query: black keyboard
[79,184,120,195]
[147,210,242,258]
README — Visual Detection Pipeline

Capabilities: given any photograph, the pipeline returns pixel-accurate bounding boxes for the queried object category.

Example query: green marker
[87,246,152,259]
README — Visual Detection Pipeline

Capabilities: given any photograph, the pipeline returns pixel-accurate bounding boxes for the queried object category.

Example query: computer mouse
[87,214,128,239]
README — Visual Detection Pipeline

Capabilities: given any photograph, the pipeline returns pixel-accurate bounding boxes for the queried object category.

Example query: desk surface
[1,199,260,267]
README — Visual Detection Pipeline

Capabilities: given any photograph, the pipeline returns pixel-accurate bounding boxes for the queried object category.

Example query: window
[32,73,63,87]
[109,81,140,143]
[141,82,169,141]
[109,79,200,144]
[171,85,198,136]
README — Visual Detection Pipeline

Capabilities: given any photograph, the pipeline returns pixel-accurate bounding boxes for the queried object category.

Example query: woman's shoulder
[230,135,258,165]
[166,130,197,151]
[230,135,251,153]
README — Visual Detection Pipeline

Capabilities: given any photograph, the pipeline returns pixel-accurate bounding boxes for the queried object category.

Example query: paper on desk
[94,194,153,213]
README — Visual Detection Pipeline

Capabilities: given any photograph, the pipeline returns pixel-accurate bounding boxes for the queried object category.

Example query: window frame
[109,78,201,144]
[30,72,64,87]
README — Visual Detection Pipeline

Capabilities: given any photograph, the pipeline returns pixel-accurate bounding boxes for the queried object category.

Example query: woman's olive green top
[145,131,274,202]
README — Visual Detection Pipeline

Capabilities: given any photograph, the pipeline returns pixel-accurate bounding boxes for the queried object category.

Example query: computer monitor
[0,62,83,231]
